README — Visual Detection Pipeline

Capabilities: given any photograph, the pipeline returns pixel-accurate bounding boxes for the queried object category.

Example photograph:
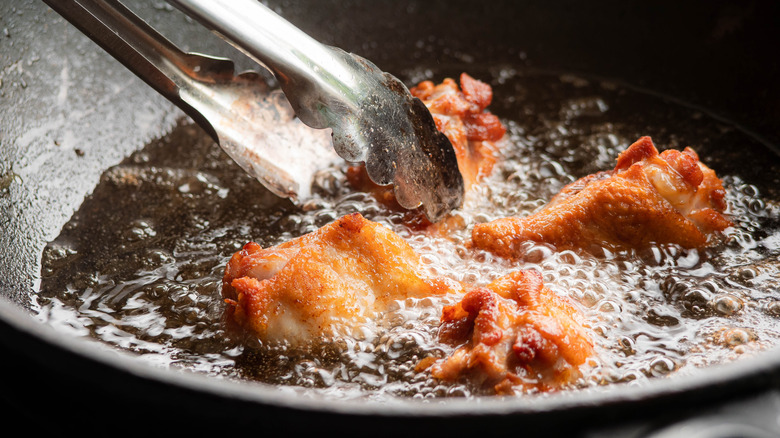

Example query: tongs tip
[322,58,465,223]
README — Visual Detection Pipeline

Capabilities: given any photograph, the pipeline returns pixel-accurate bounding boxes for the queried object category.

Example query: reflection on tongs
[43,0,464,222]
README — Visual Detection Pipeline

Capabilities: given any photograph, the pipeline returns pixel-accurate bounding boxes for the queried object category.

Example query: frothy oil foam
[37,68,780,399]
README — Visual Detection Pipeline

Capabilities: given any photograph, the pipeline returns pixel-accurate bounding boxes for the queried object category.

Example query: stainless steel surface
[43,0,337,201]
[44,0,464,221]
[168,0,464,221]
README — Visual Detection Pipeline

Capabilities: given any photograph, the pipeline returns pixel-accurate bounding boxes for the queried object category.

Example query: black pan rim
[3,290,779,419]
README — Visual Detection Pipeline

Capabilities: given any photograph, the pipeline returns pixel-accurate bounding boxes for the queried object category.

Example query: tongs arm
[168,0,464,221]
[46,0,464,221]
[42,0,232,143]
[168,0,357,134]
[44,0,338,201]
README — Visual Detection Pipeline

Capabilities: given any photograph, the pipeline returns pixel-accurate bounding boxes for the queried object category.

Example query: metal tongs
[44,0,464,221]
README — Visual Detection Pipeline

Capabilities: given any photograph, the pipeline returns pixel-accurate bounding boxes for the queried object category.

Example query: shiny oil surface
[37,68,780,400]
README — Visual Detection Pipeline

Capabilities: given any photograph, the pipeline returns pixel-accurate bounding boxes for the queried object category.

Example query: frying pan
[2,0,780,435]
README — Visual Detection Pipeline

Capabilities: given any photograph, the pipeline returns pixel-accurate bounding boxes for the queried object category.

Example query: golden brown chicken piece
[224,213,594,391]
[423,270,594,394]
[221,213,463,345]
[472,136,732,257]
[346,73,506,228]
[410,72,506,189]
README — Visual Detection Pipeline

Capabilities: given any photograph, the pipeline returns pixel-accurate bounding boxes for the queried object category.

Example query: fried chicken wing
[221,213,462,345]
[472,137,731,257]
[224,213,594,392]
[424,270,593,394]
[410,72,506,189]
[346,73,506,227]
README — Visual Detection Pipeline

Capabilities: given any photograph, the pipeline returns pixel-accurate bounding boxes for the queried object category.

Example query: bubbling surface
[37,68,780,400]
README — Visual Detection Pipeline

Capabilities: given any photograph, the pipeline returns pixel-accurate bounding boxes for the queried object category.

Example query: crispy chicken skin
[224,213,594,391]
[472,136,732,257]
[410,72,506,189]
[424,270,593,394]
[222,213,462,345]
[346,73,506,225]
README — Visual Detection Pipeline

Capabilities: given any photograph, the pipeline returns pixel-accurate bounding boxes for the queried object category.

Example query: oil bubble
[711,294,743,316]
